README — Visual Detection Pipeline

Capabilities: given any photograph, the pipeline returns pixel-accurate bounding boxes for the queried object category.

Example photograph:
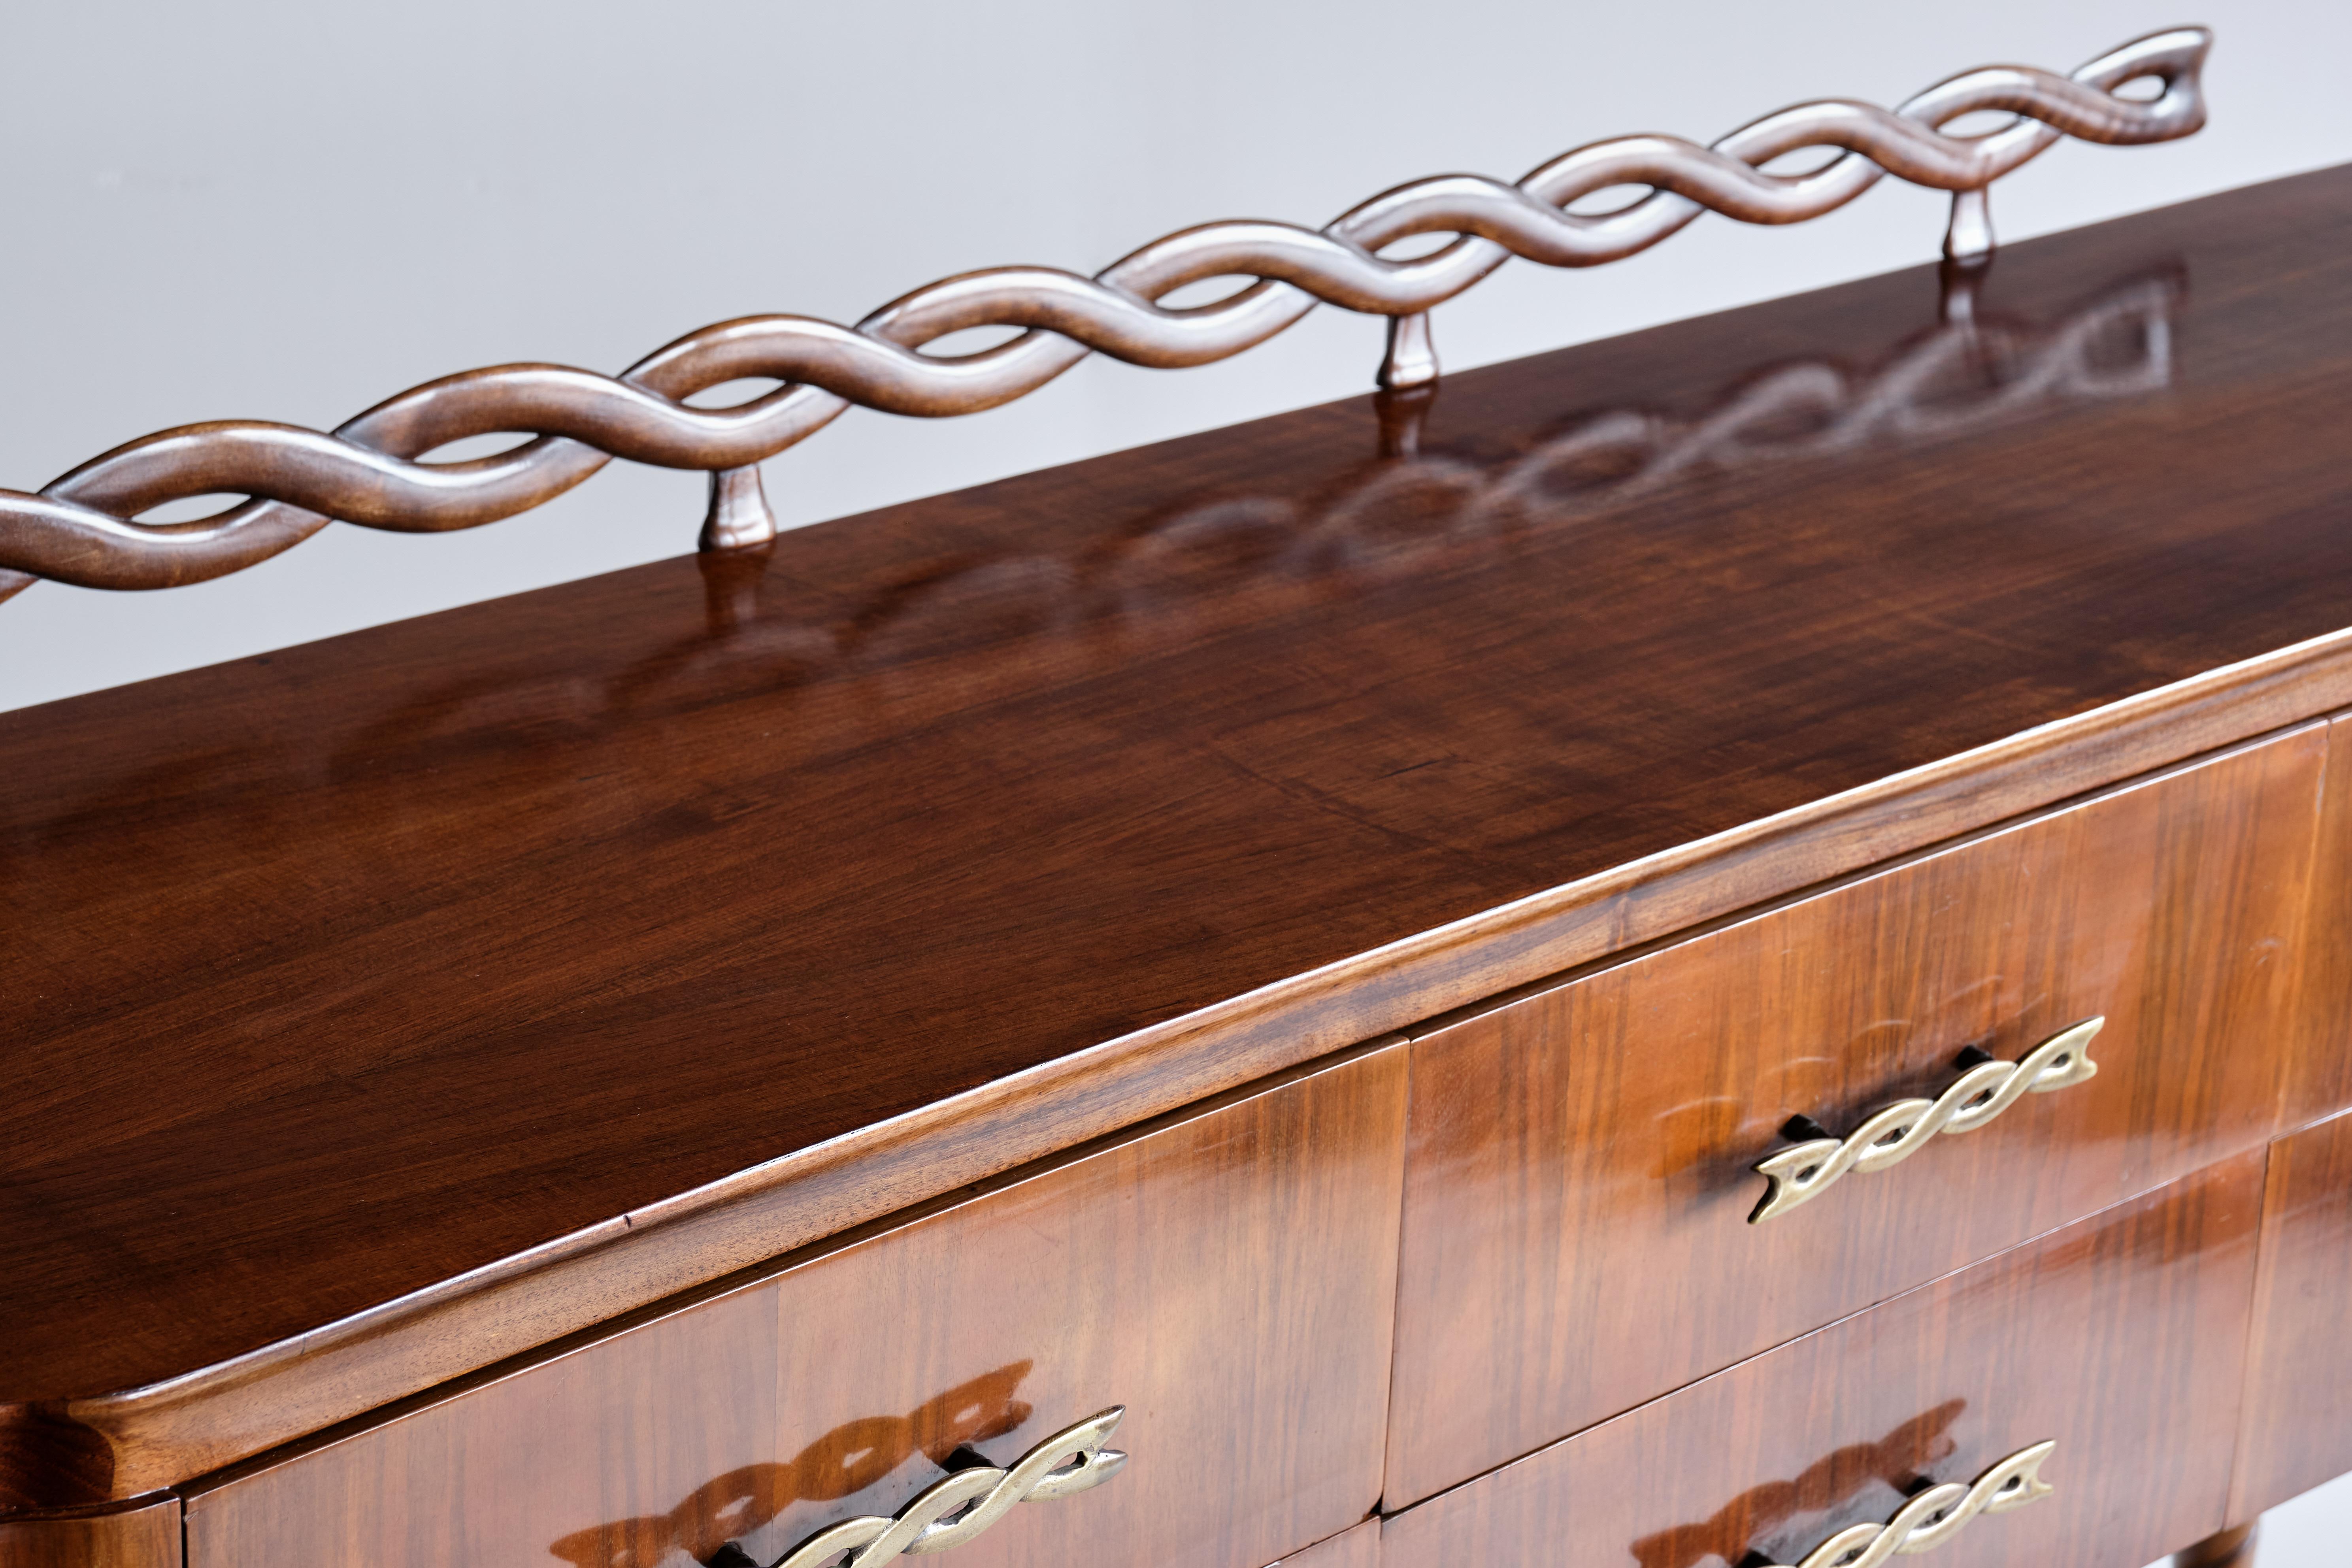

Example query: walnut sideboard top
[6,164,2352,1519]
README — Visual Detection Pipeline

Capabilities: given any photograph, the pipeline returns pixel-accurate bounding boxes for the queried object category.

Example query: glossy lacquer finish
[13,169,2352,1506]
[2173,1524,2261,1568]
[0,1499,176,1568]
[181,1047,1405,1568]
[2284,715,2352,1129]
[1388,727,2322,1506]
[2228,1104,2352,1521]
[1269,1519,1380,1568]
[1382,1152,2265,1568]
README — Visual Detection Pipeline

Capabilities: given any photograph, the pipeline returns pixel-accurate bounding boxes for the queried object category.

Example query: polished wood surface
[1381,1152,2267,1568]
[181,1046,1404,1568]
[2229,1104,2352,1522]
[1383,728,2324,1504]
[2284,715,2352,1129]
[1267,1519,1379,1568]
[11,167,2352,1504]
[1385,727,2321,1506]
[0,1499,176,1568]
[2173,1523,2261,1568]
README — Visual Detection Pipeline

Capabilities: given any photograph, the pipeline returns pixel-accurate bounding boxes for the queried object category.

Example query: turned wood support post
[701,465,778,552]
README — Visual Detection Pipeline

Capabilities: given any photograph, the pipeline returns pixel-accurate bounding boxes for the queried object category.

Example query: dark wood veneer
[1380,1153,2267,1568]
[2228,1104,2352,1522]
[1271,1520,1379,1568]
[2284,715,2352,1128]
[177,1047,1406,1568]
[8,166,2352,1505]
[1386,726,2323,1506]
[0,1498,177,1568]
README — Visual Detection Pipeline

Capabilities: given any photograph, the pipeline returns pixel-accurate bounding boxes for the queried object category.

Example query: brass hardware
[718,1408,1126,1568]
[0,28,2209,605]
[1751,1019,2103,1223]
[1758,1440,2056,1568]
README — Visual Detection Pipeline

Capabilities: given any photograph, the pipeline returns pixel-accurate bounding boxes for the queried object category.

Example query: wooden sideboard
[6,165,2351,1568]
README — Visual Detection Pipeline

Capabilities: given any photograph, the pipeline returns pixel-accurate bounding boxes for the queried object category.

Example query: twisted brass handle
[1760,1440,2056,1568]
[1750,1019,2102,1223]
[720,1408,1126,1568]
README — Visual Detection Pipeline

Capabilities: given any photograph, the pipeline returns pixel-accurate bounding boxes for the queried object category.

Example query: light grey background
[2162,1472,2352,1568]
[2,2,2349,715]
[2,4,2348,1555]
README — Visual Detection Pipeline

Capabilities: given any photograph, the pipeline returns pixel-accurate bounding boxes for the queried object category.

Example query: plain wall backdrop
[2,2,2348,713]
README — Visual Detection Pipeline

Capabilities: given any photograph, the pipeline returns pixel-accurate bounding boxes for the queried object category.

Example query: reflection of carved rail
[287,265,2180,773]
[842,268,2183,637]
[0,29,2207,606]
[1280,268,2182,574]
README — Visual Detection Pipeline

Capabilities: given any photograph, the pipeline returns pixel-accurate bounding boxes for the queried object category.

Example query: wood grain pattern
[10,168,2352,1504]
[1266,1518,1379,1568]
[2283,714,2352,1129]
[1380,1151,2267,1568]
[179,1045,1405,1568]
[1385,727,2324,1505]
[2228,1104,2352,1521]
[0,1498,176,1568]
[2173,1523,2260,1568]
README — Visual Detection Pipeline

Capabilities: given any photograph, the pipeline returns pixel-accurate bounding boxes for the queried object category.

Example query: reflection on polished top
[5,167,2352,1412]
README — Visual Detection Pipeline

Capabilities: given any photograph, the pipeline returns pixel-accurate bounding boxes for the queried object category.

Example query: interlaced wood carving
[0,28,2208,606]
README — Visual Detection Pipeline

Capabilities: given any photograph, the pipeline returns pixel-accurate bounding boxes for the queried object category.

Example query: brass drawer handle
[719,1408,1127,1568]
[1751,1018,2102,1223]
[1762,1440,2056,1568]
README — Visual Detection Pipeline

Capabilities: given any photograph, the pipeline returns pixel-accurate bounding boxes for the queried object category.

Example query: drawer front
[0,1497,178,1568]
[1388,727,2322,1505]
[2229,1104,2352,1520]
[1382,1151,2265,1568]
[2283,713,2352,1128]
[184,1046,1406,1568]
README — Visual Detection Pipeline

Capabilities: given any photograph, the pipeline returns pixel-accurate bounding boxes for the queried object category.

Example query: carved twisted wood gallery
[8,38,2352,1568]
[0,27,2205,599]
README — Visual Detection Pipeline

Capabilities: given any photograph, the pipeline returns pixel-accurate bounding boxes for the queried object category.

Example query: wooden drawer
[2229,1104,2352,1521]
[2282,713,2352,1128]
[0,1498,178,1568]
[1382,1151,2265,1568]
[182,1046,1406,1568]
[1387,727,2323,1506]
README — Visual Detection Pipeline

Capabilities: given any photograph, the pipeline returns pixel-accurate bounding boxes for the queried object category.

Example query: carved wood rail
[0,26,2209,606]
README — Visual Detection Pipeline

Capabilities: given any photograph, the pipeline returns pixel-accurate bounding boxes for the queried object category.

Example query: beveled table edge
[50,619,2352,1502]
[167,1035,1413,1505]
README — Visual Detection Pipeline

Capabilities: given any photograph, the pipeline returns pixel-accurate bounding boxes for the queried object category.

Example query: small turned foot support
[1944,187,1994,263]
[700,464,778,552]
[1378,311,1439,391]
[2171,1522,2258,1568]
